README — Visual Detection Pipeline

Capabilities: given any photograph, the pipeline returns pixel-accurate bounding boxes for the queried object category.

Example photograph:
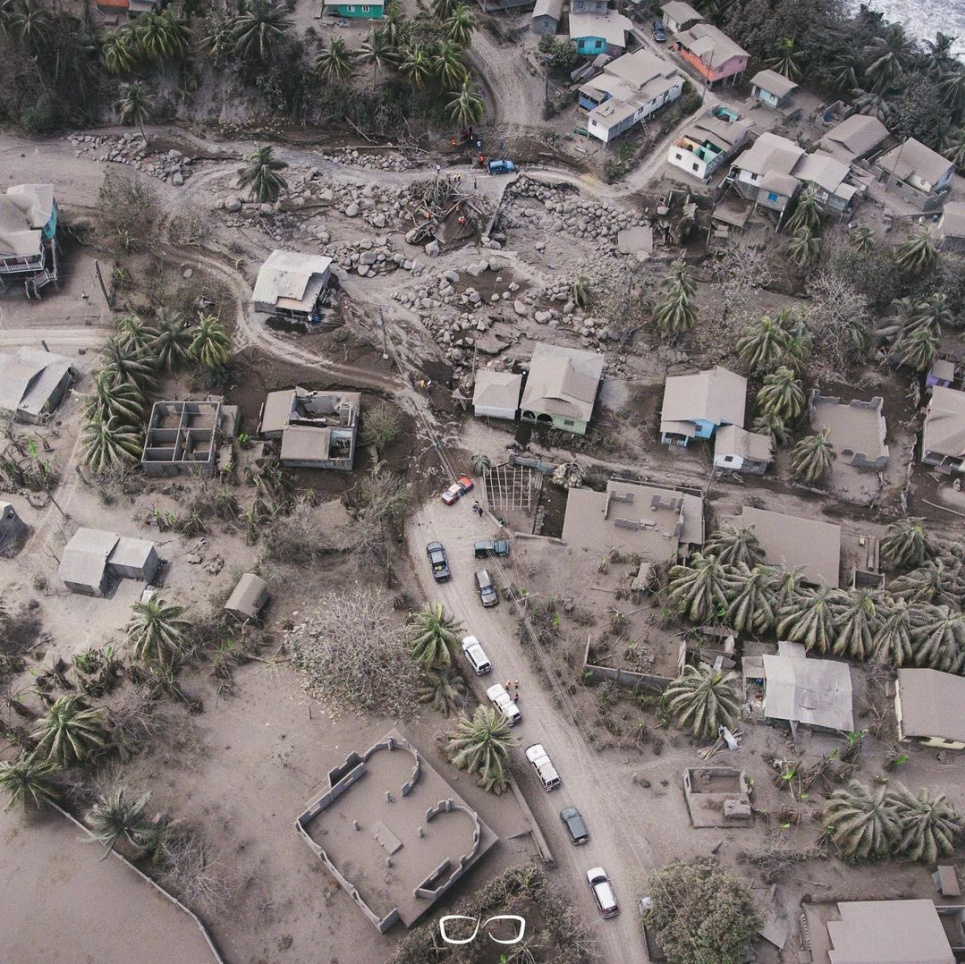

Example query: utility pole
[378,307,389,360]
[94,259,113,308]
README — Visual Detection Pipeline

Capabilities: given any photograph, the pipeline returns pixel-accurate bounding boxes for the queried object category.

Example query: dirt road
[408,499,657,964]
[466,28,546,135]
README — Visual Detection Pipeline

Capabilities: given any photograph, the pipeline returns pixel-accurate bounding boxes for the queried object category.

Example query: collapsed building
[259,387,361,470]
[140,399,238,478]
[0,184,59,298]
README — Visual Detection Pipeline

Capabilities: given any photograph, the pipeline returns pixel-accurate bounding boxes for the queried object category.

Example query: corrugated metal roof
[762,652,853,731]
[252,250,333,312]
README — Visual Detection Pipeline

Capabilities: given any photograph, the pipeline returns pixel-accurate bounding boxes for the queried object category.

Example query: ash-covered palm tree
[400,44,433,89]
[736,315,790,373]
[189,315,231,368]
[940,68,965,115]
[777,583,840,654]
[790,430,836,484]
[943,126,965,168]
[725,564,777,635]
[470,453,492,475]
[83,372,145,427]
[80,417,144,473]
[849,225,875,254]
[134,9,191,62]
[409,603,463,668]
[667,553,729,624]
[32,696,110,768]
[892,324,940,372]
[823,780,900,860]
[772,566,804,613]
[0,755,60,811]
[785,186,822,234]
[890,562,954,605]
[767,36,803,80]
[127,597,191,667]
[703,524,765,568]
[417,668,468,717]
[85,787,157,859]
[237,145,288,204]
[101,336,157,391]
[912,605,965,672]
[150,310,193,372]
[831,588,885,660]
[863,23,917,92]
[664,664,741,740]
[434,40,466,87]
[757,366,805,421]
[446,78,485,127]
[889,784,963,863]
[881,517,932,571]
[786,225,821,267]
[444,4,475,47]
[652,262,697,337]
[359,27,396,88]
[872,598,921,667]
[103,27,139,75]
[894,228,938,275]
[7,0,49,45]
[115,81,155,141]
[445,705,514,793]
[115,314,159,355]
[431,0,460,20]
[752,411,790,447]
[229,0,291,63]
[315,38,355,83]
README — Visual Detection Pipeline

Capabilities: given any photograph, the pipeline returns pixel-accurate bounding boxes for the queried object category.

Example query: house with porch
[569,10,633,56]
[660,0,703,34]
[875,137,956,210]
[0,184,59,298]
[667,114,754,181]
[519,344,604,435]
[921,385,965,474]
[731,131,805,216]
[749,69,798,109]
[580,49,685,144]
[793,152,860,214]
[673,23,749,88]
[322,0,384,17]
[660,366,746,446]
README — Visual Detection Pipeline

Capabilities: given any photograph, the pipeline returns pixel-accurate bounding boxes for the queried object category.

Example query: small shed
[531,0,562,34]
[472,371,524,421]
[224,573,270,621]
[59,528,119,596]
[660,0,703,33]
[749,69,798,109]
[927,359,956,389]
[107,537,160,583]
[0,501,27,554]
[939,201,965,253]
[252,250,333,321]
[713,425,772,474]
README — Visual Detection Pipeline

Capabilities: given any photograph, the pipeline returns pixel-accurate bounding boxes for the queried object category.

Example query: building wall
[752,86,780,108]
[692,417,718,439]
[675,47,747,84]
[531,13,558,33]
[327,2,383,16]
[520,409,588,435]
[922,449,965,474]
[572,0,606,10]
[474,404,518,421]
[714,452,768,474]
[575,35,608,55]
[588,83,682,144]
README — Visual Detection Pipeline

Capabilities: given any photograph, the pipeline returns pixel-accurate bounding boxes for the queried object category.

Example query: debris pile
[67,133,196,185]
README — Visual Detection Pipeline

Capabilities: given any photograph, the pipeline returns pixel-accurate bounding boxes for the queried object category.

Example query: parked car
[426,541,450,582]
[488,159,516,175]
[474,569,499,608]
[474,539,511,559]
[525,743,561,791]
[461,635,493,675]
[651,19,667,41]
[441,476,474,505]
[560,807,589,845]
[587,867,620,918]
[487,683,521,726]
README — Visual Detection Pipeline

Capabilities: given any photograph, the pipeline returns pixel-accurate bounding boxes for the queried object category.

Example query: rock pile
[314,147,416,173]
[67,133,196,185]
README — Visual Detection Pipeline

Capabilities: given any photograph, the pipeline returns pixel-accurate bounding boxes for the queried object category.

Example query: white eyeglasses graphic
[439,914,526,945]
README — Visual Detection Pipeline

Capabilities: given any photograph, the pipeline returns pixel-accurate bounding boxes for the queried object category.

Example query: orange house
[673,23,749,87]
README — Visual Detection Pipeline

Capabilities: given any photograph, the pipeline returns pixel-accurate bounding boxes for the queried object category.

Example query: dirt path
[466,28,546,133]
[408,500,657,964]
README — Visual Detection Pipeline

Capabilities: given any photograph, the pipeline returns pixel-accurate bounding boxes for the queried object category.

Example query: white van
[525,743,561,790]
[487,683,522,726]
[587,867,619,918]
[461,635,493,675]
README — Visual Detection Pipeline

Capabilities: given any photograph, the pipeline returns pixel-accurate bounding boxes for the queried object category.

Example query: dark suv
[474,539,511,559]
[560,807,589,845]
[427,542,450,582]
[474,569,499,607]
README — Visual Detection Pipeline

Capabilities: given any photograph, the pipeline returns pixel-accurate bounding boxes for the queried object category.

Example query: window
[692,163,699,172]
[767,192,779,202]
[563,419,575,427]
[750,173,758,181]
[361,4,369,9]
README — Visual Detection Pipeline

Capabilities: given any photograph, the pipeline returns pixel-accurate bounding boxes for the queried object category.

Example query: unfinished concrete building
[294,729,496,933]
[141,400,238,478]
[683,768,752,828]
[259,387,360,470]
[809,391,889,471]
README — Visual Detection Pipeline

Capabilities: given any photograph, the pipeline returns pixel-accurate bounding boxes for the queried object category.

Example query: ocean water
[854,0,965,58]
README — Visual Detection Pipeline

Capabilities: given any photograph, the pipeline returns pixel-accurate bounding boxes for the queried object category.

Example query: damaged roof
[0,184,54,258]
[762,648,854,731]
[252,250,333,312]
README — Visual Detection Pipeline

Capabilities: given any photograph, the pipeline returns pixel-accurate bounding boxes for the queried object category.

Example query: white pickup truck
[525,743,561,790]
[486,683,522,726]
